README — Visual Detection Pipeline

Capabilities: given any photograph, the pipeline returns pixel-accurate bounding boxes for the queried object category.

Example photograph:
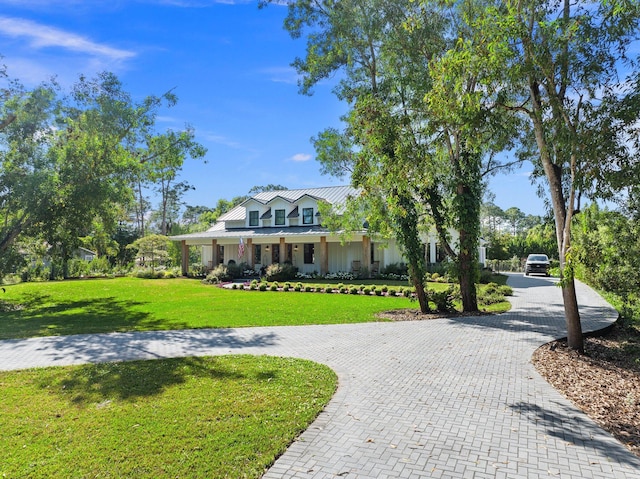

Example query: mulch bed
[376,308,494,321]
[532,323,640,457]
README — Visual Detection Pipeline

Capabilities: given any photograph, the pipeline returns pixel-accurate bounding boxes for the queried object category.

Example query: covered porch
[174,227,388,278]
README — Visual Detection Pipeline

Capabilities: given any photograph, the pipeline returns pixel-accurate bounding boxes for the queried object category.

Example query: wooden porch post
[181,240,189,276]
[211,239,218,269]
[362,236,371,277]
[280,237,286,263]
[320,236,329,276]
[247,238,253,268]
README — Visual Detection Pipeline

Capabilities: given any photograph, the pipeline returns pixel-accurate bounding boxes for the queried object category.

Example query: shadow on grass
[42,356,266,404]
[0,291,189,340]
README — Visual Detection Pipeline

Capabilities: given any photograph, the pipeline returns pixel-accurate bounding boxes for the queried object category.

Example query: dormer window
[249,210,259,227]
[275,209,286,226]
[302,207,314,225]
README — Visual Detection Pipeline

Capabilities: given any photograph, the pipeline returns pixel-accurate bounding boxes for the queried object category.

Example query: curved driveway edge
[1,274,639,478]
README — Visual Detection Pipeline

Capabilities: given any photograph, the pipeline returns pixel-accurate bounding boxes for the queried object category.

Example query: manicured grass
[0,355,337,478]
[0,277,419,339]
[0,276,511,340]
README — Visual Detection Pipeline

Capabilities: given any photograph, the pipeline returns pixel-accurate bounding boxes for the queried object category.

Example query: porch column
[280,237,286,263]
[320,236,329,276]
[247,238,253,268]
[362,236,371,277]
[211,239,218,268]
[181,240,189,276]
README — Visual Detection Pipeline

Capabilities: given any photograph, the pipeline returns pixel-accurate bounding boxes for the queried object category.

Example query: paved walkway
[2,274,640,478]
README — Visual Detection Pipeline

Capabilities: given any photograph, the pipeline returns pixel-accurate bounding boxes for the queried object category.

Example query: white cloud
[289,153,312,162]
[0,16,135,61]
[260,66,299,85]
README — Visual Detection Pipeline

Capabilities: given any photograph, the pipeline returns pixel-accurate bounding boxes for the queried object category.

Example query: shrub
[86,257,112,276]
[482,282,513,296]
[305,286,313,292]
[325,272,355,280]
[265,263,298,281]
[283,284,290,292]
[375,289,382,296]
[294,285,301,292]
[189,264,208,278]
[479,269,495,284]
[133,268,165,279]
[477,283,512,306]
[232,283,238,290]
[382,262,408,276]
[381,286,388,293]
[478,291,505,306]
[388,289,397,297]
[315,286,323,292]
[162,268,180,279]
[325,286,333,293]
[431,286,457,312]
[270,284,278,291]
[363,287,371,295]
[339,287,348,294]
[20,262,51,282]
[259,284,268,291]
[203,264,231,284]
[350,287,359,295]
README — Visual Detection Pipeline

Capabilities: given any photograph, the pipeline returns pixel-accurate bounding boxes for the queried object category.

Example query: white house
[171,185,486,276]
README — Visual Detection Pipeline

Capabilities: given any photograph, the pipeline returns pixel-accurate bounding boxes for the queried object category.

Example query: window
[302,207,314,225]
[254,244,261,264]
[304,243,315,264]
[249,210,259,227]
[275,209,285,226]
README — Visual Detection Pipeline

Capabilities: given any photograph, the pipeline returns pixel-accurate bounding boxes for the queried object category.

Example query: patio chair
[371,261,380,276]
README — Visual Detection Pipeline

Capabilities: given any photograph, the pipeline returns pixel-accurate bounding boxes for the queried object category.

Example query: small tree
[127,234,171,272]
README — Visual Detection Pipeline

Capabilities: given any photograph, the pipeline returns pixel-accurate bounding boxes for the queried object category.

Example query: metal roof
[215,185,360,224]
[171,225,362,241]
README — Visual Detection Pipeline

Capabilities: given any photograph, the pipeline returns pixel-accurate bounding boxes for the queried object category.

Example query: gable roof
[215,185,359,224]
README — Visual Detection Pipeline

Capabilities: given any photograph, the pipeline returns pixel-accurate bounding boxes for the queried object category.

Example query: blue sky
[0,0,546,217]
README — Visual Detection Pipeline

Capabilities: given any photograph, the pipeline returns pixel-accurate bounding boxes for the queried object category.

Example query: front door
[272,244,280,264]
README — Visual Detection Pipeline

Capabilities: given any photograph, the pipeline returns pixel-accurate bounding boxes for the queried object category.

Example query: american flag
[238,238,245,259]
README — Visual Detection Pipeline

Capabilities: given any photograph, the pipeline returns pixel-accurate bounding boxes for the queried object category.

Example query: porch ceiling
[171,226,367,245]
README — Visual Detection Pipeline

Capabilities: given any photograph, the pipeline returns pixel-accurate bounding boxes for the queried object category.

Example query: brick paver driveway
[1,274,639,478]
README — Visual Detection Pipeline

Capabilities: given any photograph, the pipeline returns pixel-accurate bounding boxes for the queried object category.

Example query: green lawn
[0,355,337,478]
[0,277,420,339]
[0,276,511,340]
[0,276,510,477]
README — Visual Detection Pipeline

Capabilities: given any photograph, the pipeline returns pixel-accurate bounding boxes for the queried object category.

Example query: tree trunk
[528,80,584,352]
[413,280,430,313]
[458,235,478,312]
[561,276,582,350]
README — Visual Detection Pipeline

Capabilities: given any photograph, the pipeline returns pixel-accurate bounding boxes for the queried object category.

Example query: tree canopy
[0,70,200,277]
